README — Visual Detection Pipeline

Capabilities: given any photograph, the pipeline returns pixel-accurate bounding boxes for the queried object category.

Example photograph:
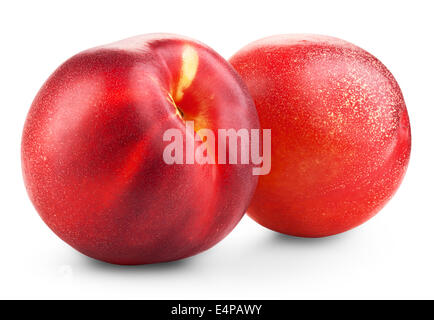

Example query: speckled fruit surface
[230,34,411,237]
[22,34,259,264]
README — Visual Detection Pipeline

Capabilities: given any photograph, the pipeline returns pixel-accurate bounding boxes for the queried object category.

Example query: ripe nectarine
[230,34,411,237]
[22,34,259,264]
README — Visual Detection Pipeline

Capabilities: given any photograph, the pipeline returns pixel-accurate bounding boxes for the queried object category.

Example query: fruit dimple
[166,92,185,121]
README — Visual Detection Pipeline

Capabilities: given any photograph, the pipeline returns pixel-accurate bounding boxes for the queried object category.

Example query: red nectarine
[230,34,411,237]
[22,34,259,264]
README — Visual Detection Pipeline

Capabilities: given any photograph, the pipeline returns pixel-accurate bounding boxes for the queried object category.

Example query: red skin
[230,34,411,237]
[22,34,259,264]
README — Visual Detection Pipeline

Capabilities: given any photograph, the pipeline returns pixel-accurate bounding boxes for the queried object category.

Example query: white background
[0,0,433,299]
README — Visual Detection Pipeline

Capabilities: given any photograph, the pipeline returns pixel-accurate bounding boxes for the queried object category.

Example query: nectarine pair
[22,34,411,265]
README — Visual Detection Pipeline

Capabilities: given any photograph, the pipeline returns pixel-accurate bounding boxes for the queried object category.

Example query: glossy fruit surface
[230,34,411,237]
[22,34,259,264]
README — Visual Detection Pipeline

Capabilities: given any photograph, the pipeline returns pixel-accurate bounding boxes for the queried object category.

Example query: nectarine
[230,34,411,237]
[22,34,259,264]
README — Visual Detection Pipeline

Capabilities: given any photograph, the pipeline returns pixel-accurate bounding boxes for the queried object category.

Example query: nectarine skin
[22,34,259,264]
[230,35,411,237]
